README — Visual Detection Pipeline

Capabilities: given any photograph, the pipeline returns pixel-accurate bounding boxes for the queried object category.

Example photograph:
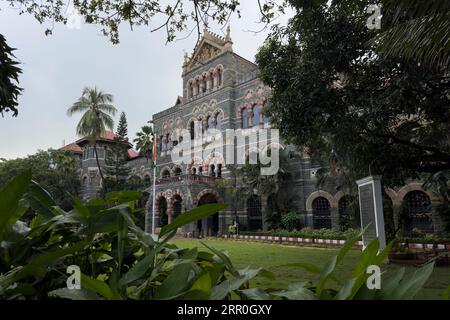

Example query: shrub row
[237,227,360,240]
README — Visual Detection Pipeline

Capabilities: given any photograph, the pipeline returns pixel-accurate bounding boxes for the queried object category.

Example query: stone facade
[68,28,444,237]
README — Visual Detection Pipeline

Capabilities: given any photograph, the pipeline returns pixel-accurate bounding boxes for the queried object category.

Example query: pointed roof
[183,26,233,73]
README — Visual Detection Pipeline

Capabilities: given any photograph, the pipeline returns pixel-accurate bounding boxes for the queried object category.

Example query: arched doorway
[312,197,331,229]
[402,191,433,237]
[173,195,182,220]
[158,197,168,227]
[247,195,262,231]
[197,193,220,236]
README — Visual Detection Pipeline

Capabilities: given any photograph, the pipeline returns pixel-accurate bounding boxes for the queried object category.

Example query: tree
[103,111,130,193]
[134,125,154,160]
[0,33,22,117]
[67,87,117,187]
[375,0,450,72]
[256,0,450,233]
[0,149,80,210]
[116,111,128,140]
[8,0,288,43]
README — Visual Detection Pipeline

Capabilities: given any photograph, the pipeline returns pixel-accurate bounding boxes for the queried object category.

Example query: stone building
[63,28,444,237]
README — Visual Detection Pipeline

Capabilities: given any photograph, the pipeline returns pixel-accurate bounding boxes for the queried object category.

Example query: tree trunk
[93,144,106,193]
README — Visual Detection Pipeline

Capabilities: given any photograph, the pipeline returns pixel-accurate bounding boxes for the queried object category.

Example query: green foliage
[375,0,450,72]
[0,172,446,300]
[0,33,22,117]
[133,125,154,161]
[256,0,450,189]
[281,211,298,231]
[8,1,289,44]
[0,149,80,211]
[239,227,360,240]
[67,86,117,187]
[116,111,128,140]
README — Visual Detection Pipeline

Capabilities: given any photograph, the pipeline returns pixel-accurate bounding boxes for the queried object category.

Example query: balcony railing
[155,174,221,186]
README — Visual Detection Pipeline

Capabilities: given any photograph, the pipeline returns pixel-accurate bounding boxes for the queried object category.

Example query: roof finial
[224,25,233,52]
[226,25,231,41]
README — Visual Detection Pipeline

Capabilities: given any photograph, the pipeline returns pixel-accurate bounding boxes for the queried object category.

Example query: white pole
[151,159,157,236]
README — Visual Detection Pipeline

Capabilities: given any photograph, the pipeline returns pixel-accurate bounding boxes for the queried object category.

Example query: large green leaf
[49,288,100,300]
[384,262,435,300]
[154,262,193,299]
[118,249,158,288]
[201,241,239,277]
[23,180,57,219]
[81,273,122,300]
[16,241,87,280]
[160,203,228,238]
[0,170,32,238]
[210,268,260,300]
[272,282,316,300]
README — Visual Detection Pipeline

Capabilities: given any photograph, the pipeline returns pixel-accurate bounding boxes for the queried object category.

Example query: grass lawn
[172,238,450,300]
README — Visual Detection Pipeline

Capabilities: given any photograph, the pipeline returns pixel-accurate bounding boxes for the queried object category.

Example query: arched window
[252,105,260,126]
[312,197,331,229]
[192,167,197,175]
[199,166,203,175]
[190,121,195,140]
[82,176,88,186]
[159,197,168,227]
[402,191,433,236]
[188,83,193,98]
[247,195,262,230]
[241,108,248,129]
[210,164,215,177]
[173,195,182,219]
[162,169,171,179]
[217,68,222,86]
[207,116,214,130]
[174,167,182,176]
[217,164,222,178]
[215,113,222,131]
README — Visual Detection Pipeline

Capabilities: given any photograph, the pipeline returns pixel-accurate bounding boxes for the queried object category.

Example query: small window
[174,167,182,176]
[217,164,222,178]
[215,113,222,131]
[162,170,171,178]
[252,105,260,126]
[190,122,195,140]
[242,108,248,129]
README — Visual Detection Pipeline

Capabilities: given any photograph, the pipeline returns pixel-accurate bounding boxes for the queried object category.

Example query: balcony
[155,174,222,186]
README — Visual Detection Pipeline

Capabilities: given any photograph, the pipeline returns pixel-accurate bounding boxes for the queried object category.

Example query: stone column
[167,199,174,224]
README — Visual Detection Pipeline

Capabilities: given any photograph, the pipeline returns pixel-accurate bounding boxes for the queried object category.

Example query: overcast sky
[0,2,292,160]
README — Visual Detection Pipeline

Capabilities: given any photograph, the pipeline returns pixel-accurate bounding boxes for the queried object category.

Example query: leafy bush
[281,211,298,231]
[0,172,447,300]
[239,228,360,240]
[0,171,274,300]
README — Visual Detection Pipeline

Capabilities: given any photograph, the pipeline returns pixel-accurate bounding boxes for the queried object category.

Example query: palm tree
[67,87,117,186]
[134,125,154,161]
[375,0,450,71]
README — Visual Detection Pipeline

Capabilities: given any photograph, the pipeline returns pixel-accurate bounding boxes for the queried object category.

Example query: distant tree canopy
[0,149,80,209]
[0,33,22,117]
[256,0,450,187]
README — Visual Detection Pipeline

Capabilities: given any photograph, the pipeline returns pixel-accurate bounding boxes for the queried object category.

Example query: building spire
[224,25,233,52]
